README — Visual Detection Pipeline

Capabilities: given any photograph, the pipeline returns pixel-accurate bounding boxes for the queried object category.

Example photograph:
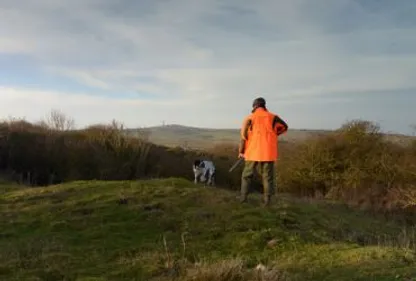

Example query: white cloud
[0,0,415,132]
[0,86,199,128]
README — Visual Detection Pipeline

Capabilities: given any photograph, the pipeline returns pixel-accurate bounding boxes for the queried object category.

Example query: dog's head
[193,160,205,176]
[193,160,201,168]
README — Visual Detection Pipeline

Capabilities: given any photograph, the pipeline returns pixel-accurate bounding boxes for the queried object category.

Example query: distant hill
[125,124,414,149]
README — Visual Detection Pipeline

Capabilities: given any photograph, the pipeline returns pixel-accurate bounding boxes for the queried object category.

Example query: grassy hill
[1,178,416,281]
[125,124,414,149]
[125,125,331,149]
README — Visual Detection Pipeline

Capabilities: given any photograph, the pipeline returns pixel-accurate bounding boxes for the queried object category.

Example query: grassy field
[125,124,415,149]
[1,178,416,281]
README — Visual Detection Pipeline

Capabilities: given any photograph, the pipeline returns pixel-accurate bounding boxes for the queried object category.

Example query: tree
[40,109,75,131]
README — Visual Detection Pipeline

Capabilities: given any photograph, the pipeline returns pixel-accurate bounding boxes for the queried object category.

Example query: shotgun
[229,157,244,172]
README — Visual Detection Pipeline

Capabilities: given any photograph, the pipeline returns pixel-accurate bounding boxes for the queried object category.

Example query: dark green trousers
[240,161,275,204]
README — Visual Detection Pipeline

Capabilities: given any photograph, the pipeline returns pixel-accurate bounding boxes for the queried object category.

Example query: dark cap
[252,97,266,108]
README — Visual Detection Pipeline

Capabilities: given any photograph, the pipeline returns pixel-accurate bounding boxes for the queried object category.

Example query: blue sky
[0,0,415,134]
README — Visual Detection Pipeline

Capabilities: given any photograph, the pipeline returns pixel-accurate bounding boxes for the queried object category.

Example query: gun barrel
[229,158,244,172]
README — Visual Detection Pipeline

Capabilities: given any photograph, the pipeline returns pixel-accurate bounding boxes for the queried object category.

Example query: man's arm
[239,116,252,155]
[273,114,288,136]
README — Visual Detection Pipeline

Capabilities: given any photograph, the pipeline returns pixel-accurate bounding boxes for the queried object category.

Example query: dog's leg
[207,171,215,187]
[206,171,211,186]
[203,173,207,187]
[211,174,215,187]
[203,169,210,187]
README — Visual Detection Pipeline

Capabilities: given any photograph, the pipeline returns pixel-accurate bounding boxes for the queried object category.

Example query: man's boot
[239,184,248,203]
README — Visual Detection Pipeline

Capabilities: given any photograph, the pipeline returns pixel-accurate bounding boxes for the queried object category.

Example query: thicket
[0,112,241,188]
[0,111,415,212]
[277,120,416,212]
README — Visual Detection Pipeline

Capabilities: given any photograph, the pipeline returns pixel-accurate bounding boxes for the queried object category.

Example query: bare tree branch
[41,109,75,131]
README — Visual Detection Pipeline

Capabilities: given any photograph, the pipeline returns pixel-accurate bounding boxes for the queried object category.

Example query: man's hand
[273,115,288,136]
[238,153,245,159]
[275,123,288,136]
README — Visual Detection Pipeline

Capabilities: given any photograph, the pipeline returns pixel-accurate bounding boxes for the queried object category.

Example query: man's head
[252,97,266,112]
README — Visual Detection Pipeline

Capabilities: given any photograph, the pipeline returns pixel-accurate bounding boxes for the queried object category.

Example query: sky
[0,0,415,134]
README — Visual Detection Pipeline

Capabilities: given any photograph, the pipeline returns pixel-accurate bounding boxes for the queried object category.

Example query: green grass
[1,178,416,281]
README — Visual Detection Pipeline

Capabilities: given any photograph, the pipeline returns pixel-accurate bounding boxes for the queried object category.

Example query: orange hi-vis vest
[241,108,285,162]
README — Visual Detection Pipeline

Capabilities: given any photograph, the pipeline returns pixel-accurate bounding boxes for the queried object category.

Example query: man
[193,159,216,187]
[238,97,288,206]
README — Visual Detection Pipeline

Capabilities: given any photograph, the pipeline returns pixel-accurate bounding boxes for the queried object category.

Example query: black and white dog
[193,159,216,187]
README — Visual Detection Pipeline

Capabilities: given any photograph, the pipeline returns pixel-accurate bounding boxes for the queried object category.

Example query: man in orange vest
[238,97,288,206]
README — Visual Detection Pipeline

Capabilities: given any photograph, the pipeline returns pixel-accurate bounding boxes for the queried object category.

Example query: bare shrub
[208,143,239,158]
[278,119,416,211]
[39,109,75,131]
[0,116,237,186]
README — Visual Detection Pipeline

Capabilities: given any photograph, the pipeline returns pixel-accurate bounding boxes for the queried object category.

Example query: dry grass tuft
[180,259,288,281]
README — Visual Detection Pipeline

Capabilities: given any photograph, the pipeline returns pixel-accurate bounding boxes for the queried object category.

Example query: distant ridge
[128,124,328,133]
[124,124,415,149]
